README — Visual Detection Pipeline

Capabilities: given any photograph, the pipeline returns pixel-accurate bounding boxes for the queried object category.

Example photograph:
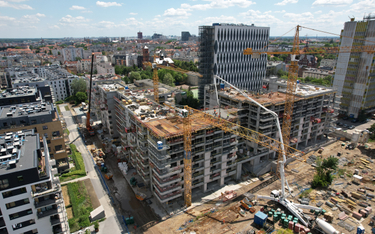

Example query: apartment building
[62,47,83,62]
[302,68,334,79]
[114,89,239,207]
[0,101,69,172]
[333,16,375,118]
[198,23,269,102]
[0,130,68,234]
[204,82,336,175]
[90,79,186,138]
[7,65,78,102]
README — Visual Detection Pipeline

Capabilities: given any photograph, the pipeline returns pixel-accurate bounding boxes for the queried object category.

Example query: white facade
[212,24,269,91]
[48,78,75,101]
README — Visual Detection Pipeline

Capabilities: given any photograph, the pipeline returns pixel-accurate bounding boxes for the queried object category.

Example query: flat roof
[0,86,37,99]
[146,115,212,138]
[0,130,38,175]
[0,102,53,119]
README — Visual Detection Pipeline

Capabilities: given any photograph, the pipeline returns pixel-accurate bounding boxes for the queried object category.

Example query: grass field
[59,144,86,182]
[56,105,61,115]
[66,181,93,232]
[64,105,70,111]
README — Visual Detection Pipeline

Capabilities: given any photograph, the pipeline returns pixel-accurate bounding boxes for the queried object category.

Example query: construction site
[144,139,375,234]
[74,23,375,234]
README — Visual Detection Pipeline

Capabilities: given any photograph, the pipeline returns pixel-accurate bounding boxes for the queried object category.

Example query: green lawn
[64,105,70,111]
[60,144,86,182]
[56,105,61,115]
[64,129,70,136]
[66,181,93,232]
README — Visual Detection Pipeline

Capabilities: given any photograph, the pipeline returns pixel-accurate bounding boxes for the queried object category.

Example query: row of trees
[173,60,199,72]
[279,71,333,87]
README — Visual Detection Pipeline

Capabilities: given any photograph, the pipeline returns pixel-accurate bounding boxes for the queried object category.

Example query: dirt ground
[83,178,101,209]
[146,140,375,234]
[62,185,71,207]
[66,207,73,219]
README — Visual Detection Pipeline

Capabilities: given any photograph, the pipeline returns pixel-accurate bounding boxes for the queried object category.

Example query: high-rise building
[181,31,191,41]
[0,130,69,234]
[137,32,143,39]
[333,17,375,118]
[198,23,269,102]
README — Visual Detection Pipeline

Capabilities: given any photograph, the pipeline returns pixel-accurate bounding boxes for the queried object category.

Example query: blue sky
[0,0,374,38]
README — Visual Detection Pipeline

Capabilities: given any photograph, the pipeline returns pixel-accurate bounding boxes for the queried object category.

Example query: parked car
[351,119,358,123]
[348,125,355,129]
[343,116,349,120]
[337,122,343,126]
[343,124,349,128]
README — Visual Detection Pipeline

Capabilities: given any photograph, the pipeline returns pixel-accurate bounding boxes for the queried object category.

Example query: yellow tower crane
[244,25,375,175]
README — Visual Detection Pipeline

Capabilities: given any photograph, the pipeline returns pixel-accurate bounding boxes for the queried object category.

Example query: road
[62,104,159,231]
[60,104,124,234]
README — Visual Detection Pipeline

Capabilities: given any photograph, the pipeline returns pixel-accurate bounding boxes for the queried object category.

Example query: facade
[181,31,191,41]
[114,89,239,207]
[0,101,69,172]
[302,68,334,79]
[333,17,375,117]
[198,23,269,102]
[62,47,84,62]
[0,87,39,106]
[204,82,336,175]
[0,130,68,234]
[137,32,143,39]
[96,62,115,75]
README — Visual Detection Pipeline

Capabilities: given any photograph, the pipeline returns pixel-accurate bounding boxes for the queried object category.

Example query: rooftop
[0,86,37,99]
[0,129,39,175]
[0,101,54,119]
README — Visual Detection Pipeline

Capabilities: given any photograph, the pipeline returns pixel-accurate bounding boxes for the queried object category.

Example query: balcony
[55,149,65,154]
[32,184,61,198]
[51,135,63,141]
[37,207,58,219]
[153,173,182,186]
[154,189,182,203]
[35,197,62,209]
[50,217,61,226]
[154,182,181,195]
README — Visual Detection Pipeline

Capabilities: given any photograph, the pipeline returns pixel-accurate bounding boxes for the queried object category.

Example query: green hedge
[61,144,86,178]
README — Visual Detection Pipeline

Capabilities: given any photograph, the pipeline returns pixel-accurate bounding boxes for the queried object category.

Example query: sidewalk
[60,104,126,234]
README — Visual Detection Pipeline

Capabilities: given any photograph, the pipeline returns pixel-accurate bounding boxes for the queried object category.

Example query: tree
[75,57,82,61]
[71,78,86,95]
[58,51,61,55]
[163,73,175,86]
[15,46,22,49]
[117,47,122,51]
[48,50,52,55]
[179,90,199,109]
[102,51,105,55]
[129,72,141,82]
[75,92,87,103]
[312,156,339,188]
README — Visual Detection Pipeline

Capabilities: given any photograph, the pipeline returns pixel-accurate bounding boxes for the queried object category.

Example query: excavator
[86,53,95,136]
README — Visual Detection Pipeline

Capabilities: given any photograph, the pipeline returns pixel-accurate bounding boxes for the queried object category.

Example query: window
[17,176,23,182]
[42,125,48,130]
[0,179,9,189]
[52,131,60,137]
[55,145,63,151]
[2,187,26,198]
[47,140,51,144]
[44,133,48,138]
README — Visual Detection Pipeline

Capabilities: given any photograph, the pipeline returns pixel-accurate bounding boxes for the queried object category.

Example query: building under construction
[114,87,240,206]
[203,82,337,175]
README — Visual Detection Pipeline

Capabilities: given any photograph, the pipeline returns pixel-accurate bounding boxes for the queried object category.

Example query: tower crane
[243,25,375,175]
[86,53,95,136]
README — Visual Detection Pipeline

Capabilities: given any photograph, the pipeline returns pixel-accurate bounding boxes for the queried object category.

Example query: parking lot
[335,117,374,134]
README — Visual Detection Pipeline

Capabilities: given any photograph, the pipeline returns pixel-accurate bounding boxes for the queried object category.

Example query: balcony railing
[35,198,62,209]
[37,208,58,219]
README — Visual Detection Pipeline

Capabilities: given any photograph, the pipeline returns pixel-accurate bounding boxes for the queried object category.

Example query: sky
[0,0,374,38]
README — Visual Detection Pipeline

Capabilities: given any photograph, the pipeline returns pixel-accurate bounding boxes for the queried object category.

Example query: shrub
[55,100,64,104]
[60,144,86,179]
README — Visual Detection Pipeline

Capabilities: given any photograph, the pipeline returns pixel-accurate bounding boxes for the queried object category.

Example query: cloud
[70,5,86,10]
[0,15,15,21]
[240,9,282,25]
[163,8,191,17]
[129,12,137,15]
[274,10,286,13]
[59,15,90,23]
[180,0,255,11]
[2,0,28,2]
[349,0,375,12]
[275,0,298,6]
[49,25,60,29]
[0,0,33,9]
[36,13,45,17]
[96,1,122,7]
[312,0,352,6]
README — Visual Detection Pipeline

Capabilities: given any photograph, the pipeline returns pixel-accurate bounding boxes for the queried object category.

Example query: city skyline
[0,0,374,38]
